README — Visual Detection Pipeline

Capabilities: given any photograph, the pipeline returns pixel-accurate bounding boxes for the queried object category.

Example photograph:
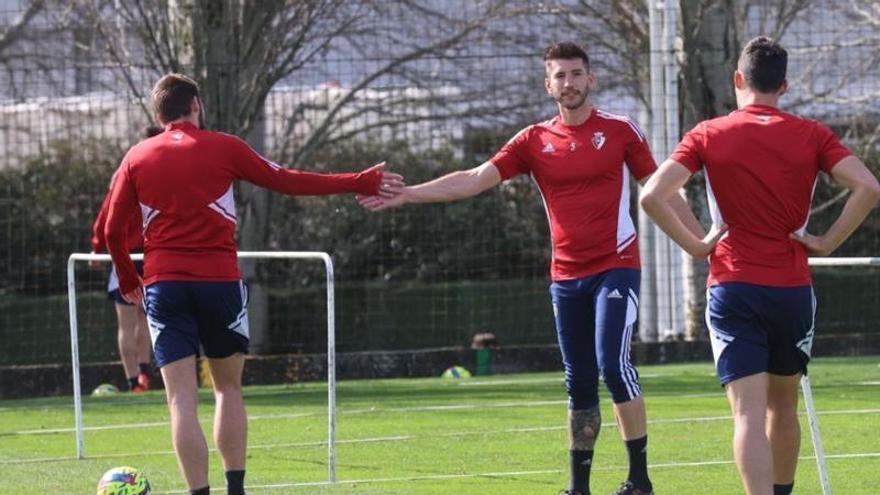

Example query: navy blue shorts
[107,261,144,305]
[550,268,641,409]
[706,282,815,385]
[144,280,250,368]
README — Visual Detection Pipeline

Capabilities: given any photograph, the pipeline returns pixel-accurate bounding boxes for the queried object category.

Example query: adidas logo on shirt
[607,289,623,299]
[541,142,555,153]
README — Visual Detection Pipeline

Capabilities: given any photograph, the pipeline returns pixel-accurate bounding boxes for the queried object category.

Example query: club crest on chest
[592,131,606,150]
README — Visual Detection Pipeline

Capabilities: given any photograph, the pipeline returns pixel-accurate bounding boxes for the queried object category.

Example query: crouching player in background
[90,124,163,393]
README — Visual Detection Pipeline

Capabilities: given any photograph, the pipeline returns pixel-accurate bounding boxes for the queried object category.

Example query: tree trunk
[176,0,275,352]
[237,121,272,353]
[678,0,738,339]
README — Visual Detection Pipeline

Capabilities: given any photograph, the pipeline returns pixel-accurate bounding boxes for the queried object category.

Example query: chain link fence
[1,0,877,367]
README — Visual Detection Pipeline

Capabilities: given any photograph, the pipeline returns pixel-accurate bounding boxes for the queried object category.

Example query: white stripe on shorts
[705,288,733,366]
[796,287,817,356]
[618,291,641,399]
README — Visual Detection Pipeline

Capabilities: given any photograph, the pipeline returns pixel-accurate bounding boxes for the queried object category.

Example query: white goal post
[67,251,339,483]
[808,256,880,267]
[64,254,876,488]
[800,256,879,495]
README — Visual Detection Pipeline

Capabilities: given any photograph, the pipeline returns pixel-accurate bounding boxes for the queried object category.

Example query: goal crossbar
[63,255,875,487]
[67,251,339,483]
[808,256,880,267]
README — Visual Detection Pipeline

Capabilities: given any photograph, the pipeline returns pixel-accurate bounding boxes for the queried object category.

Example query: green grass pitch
[1,357,878,494]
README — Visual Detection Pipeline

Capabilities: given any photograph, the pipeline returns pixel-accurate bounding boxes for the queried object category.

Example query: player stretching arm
[104,73,403,495]
[640,37,880,495]
[360,42,706,495]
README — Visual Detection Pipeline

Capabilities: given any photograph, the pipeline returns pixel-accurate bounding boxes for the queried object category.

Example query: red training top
[105,121,382,294]
[491,109,657,281]
[92,168,143,254]
[670,104,852,287]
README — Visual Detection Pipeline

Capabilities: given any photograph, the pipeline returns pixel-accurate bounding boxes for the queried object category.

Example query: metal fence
[1,0,878,367]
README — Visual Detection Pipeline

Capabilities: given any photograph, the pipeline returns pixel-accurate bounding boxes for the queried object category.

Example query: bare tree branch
[811,188,850,215]
[81,2,154,122]
[0,0,44,55]
[288,2,517,167]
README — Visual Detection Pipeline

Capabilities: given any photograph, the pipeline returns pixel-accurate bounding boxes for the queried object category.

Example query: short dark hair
[738,37,787,93]
[151,73,200,124]
[544,42,590,71]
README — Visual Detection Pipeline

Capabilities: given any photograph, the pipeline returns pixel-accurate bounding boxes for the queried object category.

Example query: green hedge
[2,270,877,366]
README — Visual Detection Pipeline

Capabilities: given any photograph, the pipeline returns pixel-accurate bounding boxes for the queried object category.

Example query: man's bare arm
[639,174,706,238]
[792,156,880,255]
[640,160,725,258]
[359,162,502,211]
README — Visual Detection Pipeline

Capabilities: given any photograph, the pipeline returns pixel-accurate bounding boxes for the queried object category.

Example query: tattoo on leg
[569,406,601,450]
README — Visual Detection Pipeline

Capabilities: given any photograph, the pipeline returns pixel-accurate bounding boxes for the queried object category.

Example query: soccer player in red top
[104,73,404,495]
[91,125,163,394]
[359,42,707,495]
[641,37,880,495]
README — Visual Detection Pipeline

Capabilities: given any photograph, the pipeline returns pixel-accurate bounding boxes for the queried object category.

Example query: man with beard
[358,41,708,495]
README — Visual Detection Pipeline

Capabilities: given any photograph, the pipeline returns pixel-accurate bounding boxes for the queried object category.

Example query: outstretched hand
[358,161,407,211]
[357,190,408,211]
[365,162,405,199]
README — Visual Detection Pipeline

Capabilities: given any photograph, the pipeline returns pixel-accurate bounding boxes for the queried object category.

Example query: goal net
[66,251,340,481]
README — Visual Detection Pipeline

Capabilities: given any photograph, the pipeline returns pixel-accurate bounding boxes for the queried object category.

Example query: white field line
[343,399,567,415]
[456,377,564,386]
[3,408,878,466]
[4,401,569,435]
[4,412,317,435]
[0,374,677,411]
[456,373,664,387]
[0,373,700,412]
[158,452,880,494]
[0,393,727,436]
[5,385,876,436]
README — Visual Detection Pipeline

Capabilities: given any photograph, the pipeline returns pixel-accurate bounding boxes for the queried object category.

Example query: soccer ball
[96,466,151,495]
[441,366,472,379]
[91,383,119,397]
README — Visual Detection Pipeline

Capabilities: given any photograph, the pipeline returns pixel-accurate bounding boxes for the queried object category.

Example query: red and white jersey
[670,104,852,287]
[92,168,143,254]
[491,109,656,281]
[105,121,382,294]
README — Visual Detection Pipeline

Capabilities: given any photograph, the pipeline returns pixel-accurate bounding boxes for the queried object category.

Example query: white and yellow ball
[96,466,151,495]
[441,366,472,379]
[91,383,119,397]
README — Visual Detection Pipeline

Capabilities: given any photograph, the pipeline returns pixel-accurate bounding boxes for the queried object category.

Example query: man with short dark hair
[641,36,880,495]
[104,73,404,495]
[360,41,707,495]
